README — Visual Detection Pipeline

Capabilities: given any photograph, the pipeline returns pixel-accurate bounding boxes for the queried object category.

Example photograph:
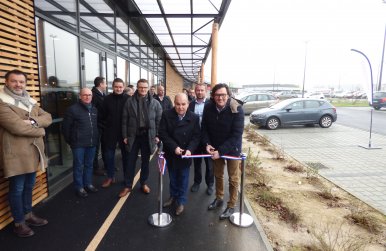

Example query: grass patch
[345,212,382,234]
[329,98,369,107]
[283,163,304,173]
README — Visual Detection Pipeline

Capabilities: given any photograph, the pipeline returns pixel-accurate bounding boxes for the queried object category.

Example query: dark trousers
[168,164,190,205]
[193,150,214,187]
[125,134,151,188]
[93,131,106,170]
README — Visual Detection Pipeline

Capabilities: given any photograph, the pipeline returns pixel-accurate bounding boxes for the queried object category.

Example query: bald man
[154,85,173,111]
[63,88,99,198]
[158,93,201,216]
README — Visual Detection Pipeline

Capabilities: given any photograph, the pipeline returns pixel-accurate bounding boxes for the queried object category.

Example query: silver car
[250,98,337,130]
[236,93,278,114]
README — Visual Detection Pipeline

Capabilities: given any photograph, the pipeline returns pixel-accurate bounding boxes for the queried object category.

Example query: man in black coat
[202,83,244,220]
[91,77,107,175]
[154,85,173,111]
[159,93,200,216]
[62,88,99,198]
[188,83,214,195]
[99,78,129,188]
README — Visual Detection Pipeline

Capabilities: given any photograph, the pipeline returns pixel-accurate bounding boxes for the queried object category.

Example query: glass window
[258,94,268,101]
[141,68,148,80]
[130,63,140,85]
[287,101,304,110]
[36,19,80,187]
[117,11,129,57]
[117,56,128,83]
[84,48,101,89]
[305,100,321,109]
[106,57,115,93]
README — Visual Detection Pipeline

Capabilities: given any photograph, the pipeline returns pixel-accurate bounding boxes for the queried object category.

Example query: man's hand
[211,150,220,160]
[175,146,184,155]
[206,144,215,154]
[123,138,128,144]
[183,150,191,156]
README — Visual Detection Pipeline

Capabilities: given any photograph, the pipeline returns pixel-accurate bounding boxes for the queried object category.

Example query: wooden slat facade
[0,0,48,230]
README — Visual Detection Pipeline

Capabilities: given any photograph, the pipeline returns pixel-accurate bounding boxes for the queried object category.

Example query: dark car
[250,98,337,130]
[372,91,386,110]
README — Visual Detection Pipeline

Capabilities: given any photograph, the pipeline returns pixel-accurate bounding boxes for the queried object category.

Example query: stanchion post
[229,153,253,227]
[148,142,172,227]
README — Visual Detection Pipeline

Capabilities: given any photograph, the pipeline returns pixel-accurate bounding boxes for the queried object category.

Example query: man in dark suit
[158,93,200,216]
[188,83,214,195]
[154,85,173,111]
[91,77,106,175]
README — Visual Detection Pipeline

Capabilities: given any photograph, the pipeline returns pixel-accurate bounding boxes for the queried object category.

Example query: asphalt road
[336,107,386,136]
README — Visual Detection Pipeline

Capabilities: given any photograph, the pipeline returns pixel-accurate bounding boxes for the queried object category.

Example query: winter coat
[99,92,129,148]
[201,98,244,156]
[122,91,162,153]
[158,108,200,168]
[0,87,52,178]
[62,101,98,148]
[154,95,173,111]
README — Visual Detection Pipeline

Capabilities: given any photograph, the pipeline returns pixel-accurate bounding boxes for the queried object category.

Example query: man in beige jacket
[0,69,52,237]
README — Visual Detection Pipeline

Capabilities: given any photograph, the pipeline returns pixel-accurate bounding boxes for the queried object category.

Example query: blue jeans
[8,172,36,223]
[72,147,96,190]
[104,141,128,179]
[168,164,190,205]
[125,134,151,188]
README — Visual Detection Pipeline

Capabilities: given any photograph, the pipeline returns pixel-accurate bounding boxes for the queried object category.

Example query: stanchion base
[148,213,172,228]
[229,213,253,228]
[358,145,382,150]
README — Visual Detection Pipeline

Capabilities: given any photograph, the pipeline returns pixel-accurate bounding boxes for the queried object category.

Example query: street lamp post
[50,34,58,77]
[350,48,381,150]
[301,41,308,98]
[378,24,386,91]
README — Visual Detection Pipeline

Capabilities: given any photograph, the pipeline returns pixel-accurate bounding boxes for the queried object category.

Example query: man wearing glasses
[63,88,99,198]
[120,79,162,197]
[201,83,244,220]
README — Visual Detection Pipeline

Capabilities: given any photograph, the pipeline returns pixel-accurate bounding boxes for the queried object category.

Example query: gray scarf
[4,85,34,109]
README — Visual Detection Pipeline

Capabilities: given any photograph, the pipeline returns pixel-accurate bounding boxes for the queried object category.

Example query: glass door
[105,54,116,93]
[81,45,103,89]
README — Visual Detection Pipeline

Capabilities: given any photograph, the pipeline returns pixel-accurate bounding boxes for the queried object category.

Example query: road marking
[85,170,140,251]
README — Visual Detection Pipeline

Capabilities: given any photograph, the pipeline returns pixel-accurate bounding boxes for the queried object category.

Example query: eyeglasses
[214,94,227,98]
[137,86,148,89]
[81,94,92,97]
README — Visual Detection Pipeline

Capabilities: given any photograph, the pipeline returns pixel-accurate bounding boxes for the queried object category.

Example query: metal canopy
[108,0,232,83]
[35,0,232,84]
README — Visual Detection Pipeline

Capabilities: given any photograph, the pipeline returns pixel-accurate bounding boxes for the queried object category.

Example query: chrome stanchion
[230,153,253,227]
[148,142,172,227]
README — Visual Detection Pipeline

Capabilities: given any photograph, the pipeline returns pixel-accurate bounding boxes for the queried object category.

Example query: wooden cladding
[0,0,48,230]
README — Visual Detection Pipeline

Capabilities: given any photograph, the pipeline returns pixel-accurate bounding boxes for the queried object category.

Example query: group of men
[0,69,244,238]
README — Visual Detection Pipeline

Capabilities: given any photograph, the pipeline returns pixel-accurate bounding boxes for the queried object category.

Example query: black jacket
[158,108,200,168]
[201,98,244,156]
[62,101,98,148]
[154,95,173,111]
[99,92,129,148]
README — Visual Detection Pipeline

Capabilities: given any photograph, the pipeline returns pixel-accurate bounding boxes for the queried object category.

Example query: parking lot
[253,122,386,215]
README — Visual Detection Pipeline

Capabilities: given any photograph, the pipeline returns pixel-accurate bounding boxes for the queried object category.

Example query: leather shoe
[118,187,132,197]
[219,207,234,220]
[25,213,48,227]
[85,185,98,193]
[190,183,200,192]
[14,223,34,238]
[77,188,88,198]
[206,186,214,195]
[175,204,184,216]
[141,184,151,194]
[101,178,115,188]
[208,198,223,210]
[163,197,175,208]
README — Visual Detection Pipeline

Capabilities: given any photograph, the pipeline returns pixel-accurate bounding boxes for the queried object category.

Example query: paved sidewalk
[256,124,386,215]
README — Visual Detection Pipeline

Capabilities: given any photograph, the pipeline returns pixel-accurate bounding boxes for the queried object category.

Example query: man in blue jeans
[0,69,52,237]
[63,88,99,198]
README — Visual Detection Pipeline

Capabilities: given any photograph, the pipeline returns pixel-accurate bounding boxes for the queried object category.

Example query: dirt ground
[242,125,386,251]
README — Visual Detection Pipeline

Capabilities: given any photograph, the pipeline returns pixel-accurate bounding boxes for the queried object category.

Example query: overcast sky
[206,0,386,91]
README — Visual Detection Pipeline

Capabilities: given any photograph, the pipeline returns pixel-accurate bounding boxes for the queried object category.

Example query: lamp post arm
[351,48,374,102]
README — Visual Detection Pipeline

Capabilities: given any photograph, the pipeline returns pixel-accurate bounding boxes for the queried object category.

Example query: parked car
[305,92,325,99]
[236,92,278,114]
[250,98,337,130]
[372,91,386,110]
[277,90,303,99]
